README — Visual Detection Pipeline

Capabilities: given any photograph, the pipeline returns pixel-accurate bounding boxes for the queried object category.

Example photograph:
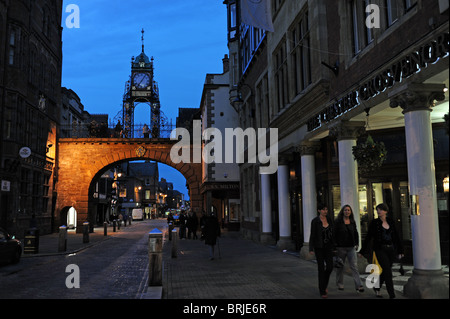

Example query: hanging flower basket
[352,135,387,175]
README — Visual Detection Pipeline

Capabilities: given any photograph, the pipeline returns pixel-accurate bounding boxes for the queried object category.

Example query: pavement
[19,219,449,300]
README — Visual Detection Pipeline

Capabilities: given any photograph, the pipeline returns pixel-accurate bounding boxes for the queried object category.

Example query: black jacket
[333,219,359,247]
[361,218,404,256]
[309,216,334,252]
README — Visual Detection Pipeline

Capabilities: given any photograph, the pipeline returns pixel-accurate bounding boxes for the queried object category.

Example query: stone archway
[56,138,202,232]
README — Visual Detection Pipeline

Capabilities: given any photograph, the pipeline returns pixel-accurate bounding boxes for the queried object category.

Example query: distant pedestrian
[333,205,364,292]
[204,212,220,260]
[179,211,187,239]
[200,211,207,240]
[360,203,404,299]
[143,124,149,138]
[309,203,334,298]
[187,212,198,239]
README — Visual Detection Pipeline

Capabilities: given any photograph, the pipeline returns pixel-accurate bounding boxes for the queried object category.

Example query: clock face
[133,73,150,89]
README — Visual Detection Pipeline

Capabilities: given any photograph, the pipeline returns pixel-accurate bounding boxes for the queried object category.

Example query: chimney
[222,54,229,74]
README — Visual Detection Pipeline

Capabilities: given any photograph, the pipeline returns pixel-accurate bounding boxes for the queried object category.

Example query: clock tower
[122,29,161,138]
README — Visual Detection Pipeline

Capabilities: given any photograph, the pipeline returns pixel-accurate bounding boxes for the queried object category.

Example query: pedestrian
[114,120,122,138]
[143,124,149,138]
[360,203,404,299]
[167,212,174,225]
[187,212,198,239]
[309,203,334,298]
[200,211,207,240]
[204,212,220,260]
[179,211,187,239]
[333,205,364,292]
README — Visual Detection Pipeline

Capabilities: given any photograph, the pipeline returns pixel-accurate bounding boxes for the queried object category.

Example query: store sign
[307,31,449,132]
[1,180,10,192]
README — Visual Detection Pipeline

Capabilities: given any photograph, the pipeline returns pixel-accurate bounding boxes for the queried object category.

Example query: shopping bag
[372,251,383,275]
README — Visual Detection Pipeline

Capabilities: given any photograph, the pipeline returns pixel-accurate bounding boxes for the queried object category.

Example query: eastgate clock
[133,73,150,89]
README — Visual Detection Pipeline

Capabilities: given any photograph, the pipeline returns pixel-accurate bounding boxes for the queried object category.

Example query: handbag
[333,256,344,268]
[372,251,383,274]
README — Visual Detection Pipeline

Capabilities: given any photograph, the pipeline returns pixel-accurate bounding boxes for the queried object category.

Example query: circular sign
[19,147,31,158]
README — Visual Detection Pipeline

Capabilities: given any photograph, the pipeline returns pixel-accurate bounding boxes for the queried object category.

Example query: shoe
[321,294,328,298]
[338,287,344,291]
[375,290,383,298]
[357,286,365,292]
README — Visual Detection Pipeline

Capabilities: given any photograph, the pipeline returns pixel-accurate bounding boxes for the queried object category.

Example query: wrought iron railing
[59,122,175,139]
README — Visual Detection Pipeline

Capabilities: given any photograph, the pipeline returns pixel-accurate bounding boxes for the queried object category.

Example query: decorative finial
[141,28,145,53]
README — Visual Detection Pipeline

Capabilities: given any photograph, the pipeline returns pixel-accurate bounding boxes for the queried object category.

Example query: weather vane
[141,28,145,52]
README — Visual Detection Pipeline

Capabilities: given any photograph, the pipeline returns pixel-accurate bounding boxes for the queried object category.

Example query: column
[260,173,274,245]
[298,142,320,259]
[330,121,365,247]
[389,83,448,299]
[276,161,292,250]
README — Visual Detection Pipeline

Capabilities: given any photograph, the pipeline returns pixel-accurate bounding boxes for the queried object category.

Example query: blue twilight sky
[61,0,229,199]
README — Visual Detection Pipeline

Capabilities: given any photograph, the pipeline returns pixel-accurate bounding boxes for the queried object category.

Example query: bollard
[168,222,173,241]
[83,222,89,243]
[148,228,163,286]
[58,226,67,252]
[171,229,177,258]
[104,222,108,236]
[113,220,116,232]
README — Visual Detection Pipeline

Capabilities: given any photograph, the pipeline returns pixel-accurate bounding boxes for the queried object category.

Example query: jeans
[335,246,362,289]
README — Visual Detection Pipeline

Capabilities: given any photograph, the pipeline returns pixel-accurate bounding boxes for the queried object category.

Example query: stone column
[389,83,448,299]
[298,142,320,259]
[330,121,365,247]
[276,160,293,250]
[260,173,274,245]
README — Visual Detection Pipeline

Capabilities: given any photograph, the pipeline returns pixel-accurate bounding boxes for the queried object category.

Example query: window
[9,30,16,65]
[290,10,311,96]
[351,0,375,55]
[273,39,289,112]
[145,190,151,200]
[386,0,402,26]
[240,25,266,75]
[228,1,237,40]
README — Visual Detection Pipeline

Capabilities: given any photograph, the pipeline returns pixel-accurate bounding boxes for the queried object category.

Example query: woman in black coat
[204,213,221,260]
[309,203,334,298]
[360,203,404,298]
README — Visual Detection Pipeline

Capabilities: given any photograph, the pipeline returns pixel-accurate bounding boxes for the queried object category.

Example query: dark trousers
[315,246,334,295]
[374,246,396,298]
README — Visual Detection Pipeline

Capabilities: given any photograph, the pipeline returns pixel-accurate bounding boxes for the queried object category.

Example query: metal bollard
[58,226,67,252]
[83,222,89,243]
[104,222,108,236]
[113,220,116,232]
[148,228,163,286]
[168,222,173,241]
[171,229,177,258]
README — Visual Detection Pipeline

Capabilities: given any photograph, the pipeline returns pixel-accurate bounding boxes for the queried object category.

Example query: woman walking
[334,205,364,292]
[309,203,334,298]
[204,212,221,260]
[360,203,404,298]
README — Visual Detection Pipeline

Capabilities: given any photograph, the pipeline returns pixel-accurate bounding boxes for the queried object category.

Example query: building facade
[0,0,63,236]
[200,55,241,229]
[225,0,448,298]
